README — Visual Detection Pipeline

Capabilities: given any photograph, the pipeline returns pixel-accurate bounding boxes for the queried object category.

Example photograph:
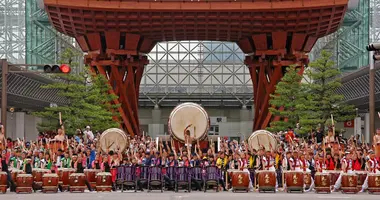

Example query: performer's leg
[306,177,315,192]
[360,176,369,192]
[332,173,343,191]
[85,179,93,191]
[7,172,16,192]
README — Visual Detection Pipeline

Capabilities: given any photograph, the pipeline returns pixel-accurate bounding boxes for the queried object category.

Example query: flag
[344,120,354,128]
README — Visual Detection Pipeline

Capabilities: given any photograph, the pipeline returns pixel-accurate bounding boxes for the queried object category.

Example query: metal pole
[1,59,8,138]
[369,51,375,144]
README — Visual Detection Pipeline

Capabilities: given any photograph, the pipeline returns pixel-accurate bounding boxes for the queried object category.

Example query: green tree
[33,48,120,134]
[299,50,355,132]
[267,65,303,132]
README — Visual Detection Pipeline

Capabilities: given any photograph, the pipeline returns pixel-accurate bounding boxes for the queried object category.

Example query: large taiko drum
[341,173,358,193]
[229,170,249,192]
[285,171,304,192]
[42,173,59,193]
[248,130,277,151]
[367,173,380,193]
[314,172,331,193]
[16,174,33,193]
[69,173,86,192]
[99,128,128,153]
[96,172,112,192]
[168,102,210,143]
[257,170,276,192]
[0,172,7,193]
[356,171,368,190]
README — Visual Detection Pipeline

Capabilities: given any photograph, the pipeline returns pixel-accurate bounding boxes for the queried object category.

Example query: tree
[267,65,303,132]
[33,48,120,134]
[299,50,355,132]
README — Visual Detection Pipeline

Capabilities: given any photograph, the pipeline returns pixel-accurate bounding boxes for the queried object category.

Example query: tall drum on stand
[99,128,128,153]
[168,103,210,147]
[248,130,277,151]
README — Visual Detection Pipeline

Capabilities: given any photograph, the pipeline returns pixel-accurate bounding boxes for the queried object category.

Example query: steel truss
[141,41,253,107]
[0,0,25,64]
[310,0,369,72]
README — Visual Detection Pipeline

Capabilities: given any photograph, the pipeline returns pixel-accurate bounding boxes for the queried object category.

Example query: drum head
[99,128,127,153]
[248,130,277,151]
[168,102,209,142]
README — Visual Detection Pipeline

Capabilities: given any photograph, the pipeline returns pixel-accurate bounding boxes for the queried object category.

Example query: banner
[344,120,354,128]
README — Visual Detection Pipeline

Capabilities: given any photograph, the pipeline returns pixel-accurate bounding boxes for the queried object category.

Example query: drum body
[11,169,23,182]
[42,173,59,193]
[84,169,100,188]
[356,171,367,190]
[16,174,33,193]
[0,172,7,193]
[168,102,209,143]
[376,144,380,158]
[304,172,312,189]
[50,141,66,154]
[32,169,50,189]
[285,171,304,192]
[341,173,358,193]
[314,173,331,193]
[96,172,112,192]
[58,168,75,190]
[257,170,276,192]
[69,173,86,192]
[368,173,380,193]
[230,171,249,192]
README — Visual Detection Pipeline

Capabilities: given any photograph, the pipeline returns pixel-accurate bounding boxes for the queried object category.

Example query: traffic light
[43,64,71,73]
[366,43,380,51]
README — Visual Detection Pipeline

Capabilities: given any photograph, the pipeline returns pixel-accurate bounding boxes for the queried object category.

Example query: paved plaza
[1,191,380,200]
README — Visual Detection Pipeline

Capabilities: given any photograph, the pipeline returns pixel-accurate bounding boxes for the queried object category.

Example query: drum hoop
[168,102,210,143]
[17,174,32,177]
[43,174,58,177]
[97,172,112,176]
[70,173,85,176]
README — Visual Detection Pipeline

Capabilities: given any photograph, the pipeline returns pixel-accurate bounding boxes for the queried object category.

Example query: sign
[344,120,354,128]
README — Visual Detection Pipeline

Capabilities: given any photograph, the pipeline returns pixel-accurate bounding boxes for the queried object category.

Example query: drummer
[0,150,16,192]
[374,128,380,157]
[331,151,353,192]
[359,151,379,192]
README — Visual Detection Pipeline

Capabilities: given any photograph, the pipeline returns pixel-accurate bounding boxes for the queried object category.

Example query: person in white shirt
[83,126,94,143]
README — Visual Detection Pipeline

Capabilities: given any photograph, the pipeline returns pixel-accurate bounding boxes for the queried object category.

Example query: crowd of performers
[0,125,380,193]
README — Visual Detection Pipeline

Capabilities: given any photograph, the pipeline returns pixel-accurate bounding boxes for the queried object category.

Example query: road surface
[1,191,379,200]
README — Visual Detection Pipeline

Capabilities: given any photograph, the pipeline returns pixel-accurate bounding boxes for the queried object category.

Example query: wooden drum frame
[285,171,304,193]
[367,173,380,194]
